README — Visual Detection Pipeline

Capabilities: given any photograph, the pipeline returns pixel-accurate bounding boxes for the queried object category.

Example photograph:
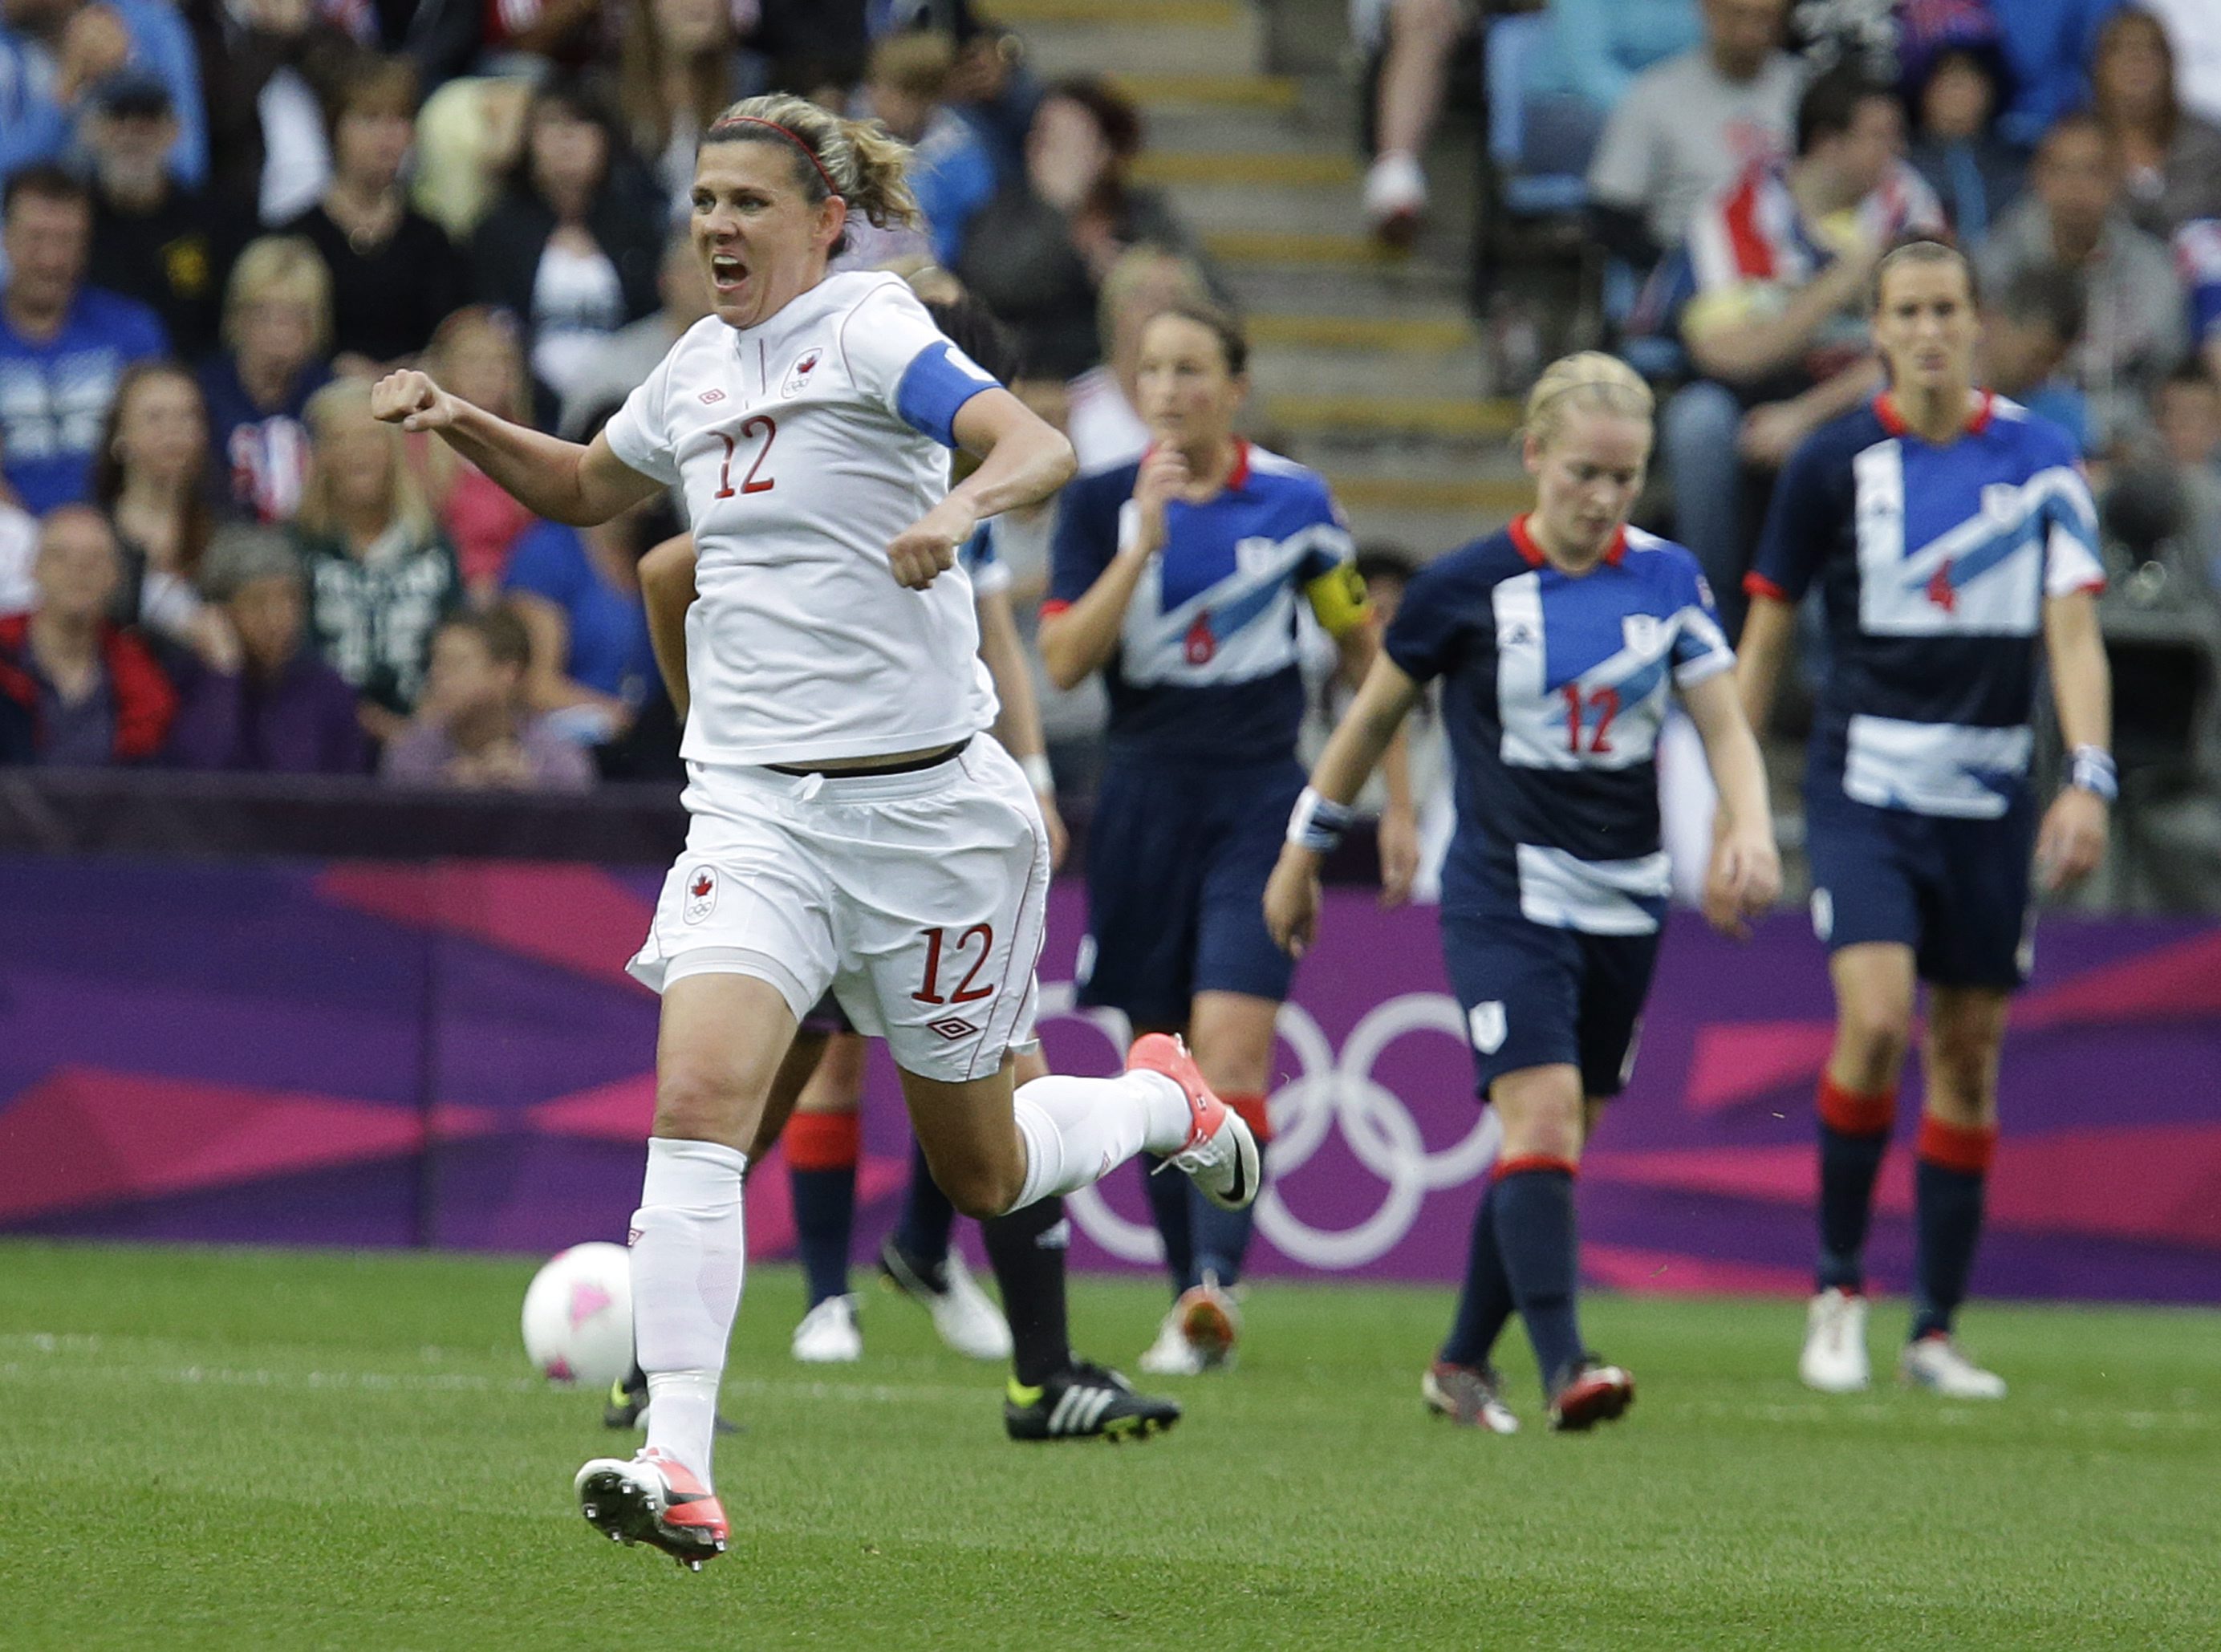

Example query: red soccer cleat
[1548,1358,1636,1433]
[575,1447,730,1571]
[1127,1033,1259,1212]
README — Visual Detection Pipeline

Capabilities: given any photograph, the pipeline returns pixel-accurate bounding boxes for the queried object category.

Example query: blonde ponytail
[702,93,922,249]
[1522,351,1654,449]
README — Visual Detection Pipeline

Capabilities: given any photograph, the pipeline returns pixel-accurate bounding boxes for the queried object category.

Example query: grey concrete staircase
[997,0,1527,554]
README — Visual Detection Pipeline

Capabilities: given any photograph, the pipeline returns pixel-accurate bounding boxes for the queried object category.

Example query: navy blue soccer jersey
[1385,518,1734,936]
[1748,392,2104,820]
[1046,440,1358,764]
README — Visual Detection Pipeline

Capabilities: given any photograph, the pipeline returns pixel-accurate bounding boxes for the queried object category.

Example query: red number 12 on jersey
[713,415,777,499]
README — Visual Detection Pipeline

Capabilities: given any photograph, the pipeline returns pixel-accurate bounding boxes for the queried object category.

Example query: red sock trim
[1817,1074,1896,1138]
[1917,1115,1997,1175]
[785,1110,860,1171]
[1492,1154,1578,1182]
[1223,1091,1272,1145]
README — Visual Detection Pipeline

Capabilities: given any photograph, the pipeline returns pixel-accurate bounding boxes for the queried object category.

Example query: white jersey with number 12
[603,270,1003,766]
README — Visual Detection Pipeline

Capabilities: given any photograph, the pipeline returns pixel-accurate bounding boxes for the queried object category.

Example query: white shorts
[628,736,1050,1083]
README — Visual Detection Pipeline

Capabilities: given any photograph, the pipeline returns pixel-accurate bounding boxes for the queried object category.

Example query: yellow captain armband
[1304,562,1371,638]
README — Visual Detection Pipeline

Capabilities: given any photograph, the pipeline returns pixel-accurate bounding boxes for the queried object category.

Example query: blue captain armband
[895,340,1001,448]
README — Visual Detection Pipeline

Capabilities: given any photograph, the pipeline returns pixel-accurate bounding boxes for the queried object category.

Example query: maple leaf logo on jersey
[1925,561,1958,614]
[782,347,824,399]
[683,867,717,924]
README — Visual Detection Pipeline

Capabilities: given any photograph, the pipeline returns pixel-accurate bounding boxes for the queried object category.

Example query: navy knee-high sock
[1816,1076,1896,1293]
[1492,1158,1585,1393]
[1189,1195,1255,1289]
[1911,1117,1995,1341]
[1440,1177,1514,1368]
[891,1136,956,1277]
[787,1113,859,1309]
[1142,1154,1196,1296]
[983,1195,1072,1387]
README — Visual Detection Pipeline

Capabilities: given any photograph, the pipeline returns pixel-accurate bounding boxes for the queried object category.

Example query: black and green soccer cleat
[1003,1360,1181,1442]
[601,1365,740,1435]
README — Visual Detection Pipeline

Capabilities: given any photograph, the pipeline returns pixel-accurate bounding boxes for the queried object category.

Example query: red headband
[712,116,843,200]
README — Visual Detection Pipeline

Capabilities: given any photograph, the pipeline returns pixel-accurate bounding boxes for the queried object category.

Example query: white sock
[1009,1070,1192,1208]
[631,1136,746,1482]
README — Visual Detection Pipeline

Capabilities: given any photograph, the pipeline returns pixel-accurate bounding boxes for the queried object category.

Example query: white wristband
[1021,753,1055,794]
[1286,786,1356,854]
[2069,745,2117,802]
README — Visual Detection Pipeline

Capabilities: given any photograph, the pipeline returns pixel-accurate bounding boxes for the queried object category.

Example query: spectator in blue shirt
[0,0,208,188]
[0,164,168,513]
[501,513,656,749]
[862,30,999,266]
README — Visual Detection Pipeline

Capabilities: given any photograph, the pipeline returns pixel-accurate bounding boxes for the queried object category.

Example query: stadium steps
[1009,0,1518,553]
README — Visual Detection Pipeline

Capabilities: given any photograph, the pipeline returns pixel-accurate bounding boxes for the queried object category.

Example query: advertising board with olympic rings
[1032,979,1502,1272]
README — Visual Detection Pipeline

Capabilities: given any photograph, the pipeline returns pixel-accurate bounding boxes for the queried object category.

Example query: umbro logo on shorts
[699,388,726,404]
[926,1016,980,1041]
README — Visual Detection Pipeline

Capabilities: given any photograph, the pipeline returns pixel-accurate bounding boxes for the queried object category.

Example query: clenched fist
[371,371,462,434]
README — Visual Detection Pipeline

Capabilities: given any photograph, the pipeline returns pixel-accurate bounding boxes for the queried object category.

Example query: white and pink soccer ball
[521,1242,633,1390]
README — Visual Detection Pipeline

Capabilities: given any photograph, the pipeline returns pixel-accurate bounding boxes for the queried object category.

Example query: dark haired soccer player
[1041,301,1416,1376]
[1739,242,2111,1400]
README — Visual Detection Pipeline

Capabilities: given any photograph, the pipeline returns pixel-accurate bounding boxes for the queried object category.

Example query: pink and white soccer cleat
[1128,1033,1260,1212]
[1548,1358,1636,1433]
[575,1447,729,1571]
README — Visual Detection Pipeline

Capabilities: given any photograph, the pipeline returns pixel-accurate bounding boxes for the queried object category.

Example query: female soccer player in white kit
[370,93,1258,1571]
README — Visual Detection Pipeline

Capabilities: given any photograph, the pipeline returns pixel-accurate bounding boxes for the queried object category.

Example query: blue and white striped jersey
[1385,518,1734,936]
[1748,392,2104,819]
[1046,440,1358,764]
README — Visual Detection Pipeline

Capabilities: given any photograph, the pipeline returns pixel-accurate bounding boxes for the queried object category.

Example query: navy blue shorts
[1440,907,1661,1100]
[1804,784,2036,990]
[800,994,852,1037]
[1077,756,1304,1027]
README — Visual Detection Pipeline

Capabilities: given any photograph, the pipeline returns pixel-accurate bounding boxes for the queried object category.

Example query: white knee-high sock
[1009,1070,1193,1209]
[631,1136,746,1481]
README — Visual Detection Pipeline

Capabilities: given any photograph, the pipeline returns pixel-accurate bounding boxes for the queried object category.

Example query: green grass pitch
[1,1241,2215,1650]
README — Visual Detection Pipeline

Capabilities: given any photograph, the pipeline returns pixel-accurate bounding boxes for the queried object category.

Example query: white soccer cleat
[791,1293,863,1363]
[1128,1034,1259,1212]
[1800,1288,1872,1393]
[879,1242,1012,1362]
[575,1447,729,1571]
[1900,1334,2007,1400]
[1136,1305,1208,1376]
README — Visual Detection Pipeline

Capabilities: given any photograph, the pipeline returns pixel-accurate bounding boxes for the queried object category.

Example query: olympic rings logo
[1033,981,1501,1270]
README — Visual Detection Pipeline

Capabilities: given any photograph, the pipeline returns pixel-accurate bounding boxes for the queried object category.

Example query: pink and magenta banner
[2,857,2216,1303]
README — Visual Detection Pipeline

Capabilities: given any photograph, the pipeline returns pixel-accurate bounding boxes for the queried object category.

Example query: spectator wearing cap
[1978,110,2185,447]
[0,504,176,766]
[82,67,248,360]
[380,607,595,792]
[0,0,208,188]
[282,52,465,370]
[2089,7,2221,238]
[1898,2,2025,252]
[0,165,168,513]
[200,233,334,524]
[163,521,366,773]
